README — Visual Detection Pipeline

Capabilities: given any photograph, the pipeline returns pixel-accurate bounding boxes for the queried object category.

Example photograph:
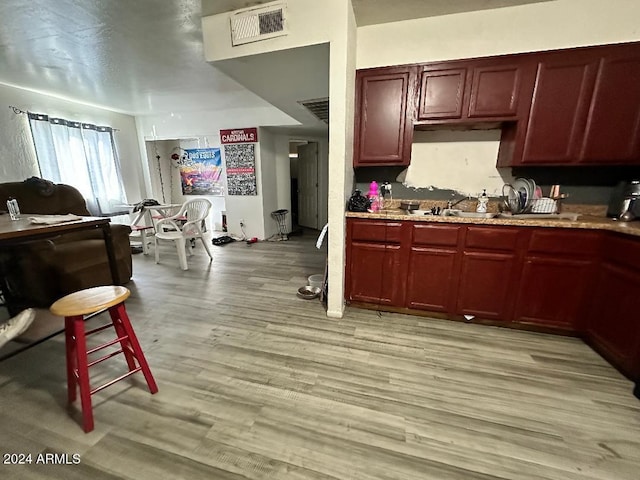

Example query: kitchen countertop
[346,208,640,237]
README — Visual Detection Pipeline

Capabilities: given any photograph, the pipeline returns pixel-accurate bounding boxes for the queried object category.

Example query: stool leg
[64,316,78,403]
[72,317,94,433]
[112,303,158,394]
[108,306,137,371]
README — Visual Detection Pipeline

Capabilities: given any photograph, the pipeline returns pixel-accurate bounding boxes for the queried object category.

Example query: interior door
[297,142,318,229]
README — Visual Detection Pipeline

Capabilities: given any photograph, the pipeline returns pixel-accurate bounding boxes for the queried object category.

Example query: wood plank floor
[0,232,639,480]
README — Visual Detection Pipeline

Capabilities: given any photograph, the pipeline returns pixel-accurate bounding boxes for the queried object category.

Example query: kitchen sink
[441,209,498,219]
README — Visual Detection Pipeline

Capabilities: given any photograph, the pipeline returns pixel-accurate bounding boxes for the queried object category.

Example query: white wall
[0,83,144,202]
[326,1,357,318]
[356,0,640,68]
[259,128,279,239]
[409,130,514,197]
[356,0,640,193]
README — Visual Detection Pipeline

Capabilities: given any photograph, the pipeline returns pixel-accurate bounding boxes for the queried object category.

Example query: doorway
[292,141,319,230]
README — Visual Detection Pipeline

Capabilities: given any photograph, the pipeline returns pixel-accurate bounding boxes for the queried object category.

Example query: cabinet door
[588,263,640,378]
[418,67,466,120]
[406,247,457,312]
[354,68,416,166]
[468,63,522,118]
[580,51,640,164]
[521,56,598,164]
[513,257,592,330]
[347,242,404,306]
[456,252,516,320]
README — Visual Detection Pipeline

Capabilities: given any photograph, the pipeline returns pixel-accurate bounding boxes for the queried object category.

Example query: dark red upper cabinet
[520,53,598,165]
[467,63,523,118]
[418,67,466,120]
[580,48,640,164]
[417,58,531,124]
[353,66,417,167]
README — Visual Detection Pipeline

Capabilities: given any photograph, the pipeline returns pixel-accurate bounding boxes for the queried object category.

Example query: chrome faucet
[447,195,470,210]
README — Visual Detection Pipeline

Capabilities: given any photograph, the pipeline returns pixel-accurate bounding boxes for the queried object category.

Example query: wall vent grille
[231,3,287,46]
[298,98,329,124]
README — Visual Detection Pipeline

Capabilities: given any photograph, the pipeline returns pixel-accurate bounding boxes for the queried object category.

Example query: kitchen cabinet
[587,235,640,379]
[511,42,640,166]
[353,66,417,167]
[513,230,600,330]
[418,67,466,120]
[519,52,598,165]
[406,224,461,312]
[455,226,521,321]
[345,219,407,306]
[417,58,531,123]
[580,47,640,164]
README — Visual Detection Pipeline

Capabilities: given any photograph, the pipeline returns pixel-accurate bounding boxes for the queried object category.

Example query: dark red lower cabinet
[587,262,640,379]
[347,241,405,306]
[406,246,457,312]
[513,256,594,330]
[456,251,516,320]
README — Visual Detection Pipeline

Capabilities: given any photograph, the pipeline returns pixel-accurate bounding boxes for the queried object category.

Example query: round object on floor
[297,286,321,300]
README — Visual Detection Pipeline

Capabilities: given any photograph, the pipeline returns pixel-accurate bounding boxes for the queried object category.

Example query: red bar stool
[50,286,158,432]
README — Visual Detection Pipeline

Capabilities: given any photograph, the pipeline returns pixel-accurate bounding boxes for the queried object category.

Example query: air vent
[231,2,287,46]
[299,97,329,124]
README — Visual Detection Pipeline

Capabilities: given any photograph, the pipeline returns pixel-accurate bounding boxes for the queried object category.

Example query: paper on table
[28,214,83,225]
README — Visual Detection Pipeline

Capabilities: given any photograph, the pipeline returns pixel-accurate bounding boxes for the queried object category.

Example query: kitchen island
[345,208,640,380]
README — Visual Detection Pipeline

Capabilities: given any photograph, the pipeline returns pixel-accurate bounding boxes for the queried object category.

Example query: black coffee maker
[607,180,640,220]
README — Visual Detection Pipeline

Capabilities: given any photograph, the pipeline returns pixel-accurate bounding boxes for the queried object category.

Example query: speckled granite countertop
[346,208,640,237]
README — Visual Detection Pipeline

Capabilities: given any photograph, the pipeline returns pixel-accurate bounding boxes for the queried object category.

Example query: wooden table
[0,215,120,284]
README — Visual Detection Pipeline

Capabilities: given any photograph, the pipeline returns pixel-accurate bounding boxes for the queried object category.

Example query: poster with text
[221,128,258,196]
[180,148,224,196]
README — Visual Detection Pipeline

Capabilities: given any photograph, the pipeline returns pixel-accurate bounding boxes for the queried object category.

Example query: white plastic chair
[154,198,213,270]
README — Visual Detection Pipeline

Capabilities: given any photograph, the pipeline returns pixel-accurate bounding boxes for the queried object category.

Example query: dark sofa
[0,179,132,310]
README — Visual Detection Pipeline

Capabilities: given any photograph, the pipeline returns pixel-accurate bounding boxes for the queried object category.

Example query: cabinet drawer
[412,224,461,246]
[528,229,601,256]
[351,220,404,243]
[465,226,520,251]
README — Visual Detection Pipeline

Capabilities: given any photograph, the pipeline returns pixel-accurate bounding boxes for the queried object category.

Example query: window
[28,113,127,215]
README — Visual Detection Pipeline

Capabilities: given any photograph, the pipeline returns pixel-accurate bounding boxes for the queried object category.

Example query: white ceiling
[0,0,553,126]
[0,0,277,116]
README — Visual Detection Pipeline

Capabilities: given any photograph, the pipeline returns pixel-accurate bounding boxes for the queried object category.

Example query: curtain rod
[8,105,119,131]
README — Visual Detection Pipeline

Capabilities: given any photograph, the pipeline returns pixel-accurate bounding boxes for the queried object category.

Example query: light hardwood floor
[0,232,639,480]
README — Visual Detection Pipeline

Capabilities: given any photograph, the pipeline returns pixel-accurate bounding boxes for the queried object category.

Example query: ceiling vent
[230,2,287,46]
[299,97,329,124]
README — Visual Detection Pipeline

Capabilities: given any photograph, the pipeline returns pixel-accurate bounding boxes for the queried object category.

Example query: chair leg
[140,229,149,255]
[112,303,158,394]
[154,237,160,264]
[175,237,188,270]
[108,306,137,371]
[72,317,94,433]
[65,316,78,403]
[200,237,214,261]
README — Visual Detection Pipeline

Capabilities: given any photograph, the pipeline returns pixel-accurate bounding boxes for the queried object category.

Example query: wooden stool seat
[50,285,158,433]
[50,286,130,317]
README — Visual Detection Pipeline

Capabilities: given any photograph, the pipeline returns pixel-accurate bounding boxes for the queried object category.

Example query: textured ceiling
[0,0,279,115]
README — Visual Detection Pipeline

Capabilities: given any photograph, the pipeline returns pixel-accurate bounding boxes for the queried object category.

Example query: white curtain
[28,113,127,215]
